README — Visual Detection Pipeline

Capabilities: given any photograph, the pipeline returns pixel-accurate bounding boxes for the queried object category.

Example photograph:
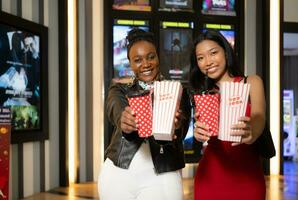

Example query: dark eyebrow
[209,47,218,51]
[131,55,141,60]
[196,46,219,55]
[133,51,156,58]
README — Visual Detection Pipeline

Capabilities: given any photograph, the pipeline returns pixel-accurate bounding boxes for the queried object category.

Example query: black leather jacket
[105,79,191,173]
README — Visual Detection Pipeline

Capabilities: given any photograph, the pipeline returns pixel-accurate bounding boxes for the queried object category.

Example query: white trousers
[98,142,183,200]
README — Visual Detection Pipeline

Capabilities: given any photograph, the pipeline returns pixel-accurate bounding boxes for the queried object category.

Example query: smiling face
[128,40,159,82]
[195,39,230,82]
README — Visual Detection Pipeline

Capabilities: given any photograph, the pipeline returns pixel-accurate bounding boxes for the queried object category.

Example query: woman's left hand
[230,116,255,146]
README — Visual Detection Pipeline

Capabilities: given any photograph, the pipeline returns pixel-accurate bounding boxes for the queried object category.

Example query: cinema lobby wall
[2,0,298,199]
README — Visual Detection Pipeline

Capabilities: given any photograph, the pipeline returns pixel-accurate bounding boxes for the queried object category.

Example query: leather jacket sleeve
[106,82,140,141]
[106,82,129,128]
[174,87,191,140]
[105,82,144,168]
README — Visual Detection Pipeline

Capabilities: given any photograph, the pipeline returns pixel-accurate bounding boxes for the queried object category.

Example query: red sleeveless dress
[194,77,265,200]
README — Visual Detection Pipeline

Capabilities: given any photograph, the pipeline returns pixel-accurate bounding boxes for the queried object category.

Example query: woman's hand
[230,116,255,146]
[193,112,211,142]
[194,121,211,142]
[120,106,137,134]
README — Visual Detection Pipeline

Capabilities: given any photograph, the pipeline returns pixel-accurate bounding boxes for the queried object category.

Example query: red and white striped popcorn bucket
[218,82,250,142]
[194,93,220,136]
[152,81,183,141]
[127,90,152,138]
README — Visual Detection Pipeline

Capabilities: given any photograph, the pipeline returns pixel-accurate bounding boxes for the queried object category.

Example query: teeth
[142,70,152,75]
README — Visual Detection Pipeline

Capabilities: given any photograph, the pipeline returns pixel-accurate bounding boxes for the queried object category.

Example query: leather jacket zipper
[160,145,164,154]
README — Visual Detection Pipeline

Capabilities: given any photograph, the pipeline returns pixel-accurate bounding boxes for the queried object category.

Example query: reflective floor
[22,161,298,200]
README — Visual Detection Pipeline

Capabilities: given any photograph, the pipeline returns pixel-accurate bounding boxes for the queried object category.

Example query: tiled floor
[22,161,298,200]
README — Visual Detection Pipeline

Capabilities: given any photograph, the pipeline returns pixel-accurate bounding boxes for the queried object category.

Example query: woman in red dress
[189,30,266,200]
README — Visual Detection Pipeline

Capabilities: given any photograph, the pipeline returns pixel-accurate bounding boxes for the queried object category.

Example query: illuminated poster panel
[159,0,193,12]
[202,0,236,16]
[159,21,193,83]
[203,23,235,48]
[113,19,149,79]
[113,0,151,11]
[283,90,296,157]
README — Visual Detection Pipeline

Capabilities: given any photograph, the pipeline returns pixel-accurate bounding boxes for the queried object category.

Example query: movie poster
[0,24,41,130]
[113,0,151,11]
[113,20,149,78]
[203,24,235,48]
[0,107,11,200]
[219,30,235,48]
[202,0,236,16]
[159,23,193,83]
[159,0,193,11]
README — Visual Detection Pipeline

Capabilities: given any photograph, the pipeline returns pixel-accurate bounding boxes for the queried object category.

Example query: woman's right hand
[120,106,138,134]
[193,113,211,142]
[194,121,211,142]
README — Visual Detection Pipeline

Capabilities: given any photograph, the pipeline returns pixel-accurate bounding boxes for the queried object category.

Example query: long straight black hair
[189,29,243,90]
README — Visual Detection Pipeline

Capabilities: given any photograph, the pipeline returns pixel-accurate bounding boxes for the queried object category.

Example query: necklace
[138,80,154,90]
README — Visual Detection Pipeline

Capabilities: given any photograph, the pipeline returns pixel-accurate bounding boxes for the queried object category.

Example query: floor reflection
[22,162,298,200]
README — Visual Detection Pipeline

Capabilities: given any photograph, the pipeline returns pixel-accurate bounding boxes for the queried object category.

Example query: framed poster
[159,21,193,84]
[0,11,48,143]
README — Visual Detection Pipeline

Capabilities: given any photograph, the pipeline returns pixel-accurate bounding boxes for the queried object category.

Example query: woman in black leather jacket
[98,28,191,200]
